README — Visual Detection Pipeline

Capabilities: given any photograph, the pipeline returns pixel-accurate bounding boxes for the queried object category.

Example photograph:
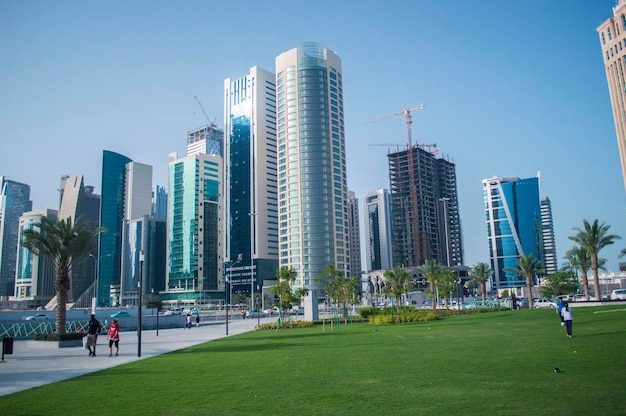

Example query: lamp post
[439,197,451,266]
[137,250,144,357]
[224,254,242,336]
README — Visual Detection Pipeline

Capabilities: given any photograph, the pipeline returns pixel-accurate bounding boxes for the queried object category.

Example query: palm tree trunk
[526,275,534,309]
[580,270,590,301]
[56,289,67,334]
[430,282,436,309]
[591,256,601,301]
[480,283,486,301]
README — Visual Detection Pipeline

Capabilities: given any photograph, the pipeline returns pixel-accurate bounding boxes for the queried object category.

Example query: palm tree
[619,249,626,258]
[20,216,100,333]
[504,254,544,309]
[382,267,413,309]
[417,259,441,309]
[569,219,621,301]
[563,246,592,300]
[434,267,457,309]
[466,262,493,301]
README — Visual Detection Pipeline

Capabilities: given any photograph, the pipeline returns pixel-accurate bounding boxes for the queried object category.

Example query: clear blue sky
[1,0,624,271]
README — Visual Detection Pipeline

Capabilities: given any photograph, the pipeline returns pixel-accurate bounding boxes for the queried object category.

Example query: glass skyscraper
[166,152,223,301]
[363,188,393,272]
[483,176,543,289]
[275,42,349,290]
[224,66,279,295]
[0,176,32,296]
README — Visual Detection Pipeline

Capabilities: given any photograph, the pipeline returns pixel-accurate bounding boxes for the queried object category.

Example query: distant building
[0,176,32,297]
[597,0,626,191]
[13,209,58,306]
[224,66,279,297]
[58,175,100,303]
[275,42,349,290]
[388,147,462,268]
[483,176,543,290]
[152,185,168,220]
[347,191,362,277]
[363,188,393,272]
[187,125,224,157]
[540,197,557,274]
[166,152,223,304]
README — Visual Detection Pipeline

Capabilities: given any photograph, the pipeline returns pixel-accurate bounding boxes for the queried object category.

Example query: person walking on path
[107,319,120,357]
[556,297,565,326]
[87,314,102,357]
[560,302,573,338]
[185,313,192,329]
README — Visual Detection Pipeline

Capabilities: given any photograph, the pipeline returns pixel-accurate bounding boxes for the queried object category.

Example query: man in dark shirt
[87,314,102,357]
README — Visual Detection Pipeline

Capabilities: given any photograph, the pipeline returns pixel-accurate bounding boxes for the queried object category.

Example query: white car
[164,308,183,316]
[611,289,626,300]
[533,298,556,309]
[24,313,50,320]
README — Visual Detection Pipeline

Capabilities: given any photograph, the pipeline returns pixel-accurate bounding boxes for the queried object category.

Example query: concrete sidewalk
[0,317,272,396]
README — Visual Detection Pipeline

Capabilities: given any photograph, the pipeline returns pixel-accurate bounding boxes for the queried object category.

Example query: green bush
[34,332,85,341]
[368,309,439,325]
[258,320,315,330]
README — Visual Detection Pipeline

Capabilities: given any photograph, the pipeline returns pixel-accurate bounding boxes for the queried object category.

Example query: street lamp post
[224,254,242,336]
[439,197,451,266]
[137,250,144,357]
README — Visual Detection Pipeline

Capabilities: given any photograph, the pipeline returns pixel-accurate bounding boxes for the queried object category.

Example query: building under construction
[387,145,463,268]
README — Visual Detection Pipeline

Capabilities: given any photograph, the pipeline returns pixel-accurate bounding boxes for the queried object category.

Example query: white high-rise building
[363,189,393,272]
[597,0,626,191]
[540,196,557,275]
[275,42,348,290]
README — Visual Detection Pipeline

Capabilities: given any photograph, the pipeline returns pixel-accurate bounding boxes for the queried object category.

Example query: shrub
[257,320,316,330]
[34,332,85,341]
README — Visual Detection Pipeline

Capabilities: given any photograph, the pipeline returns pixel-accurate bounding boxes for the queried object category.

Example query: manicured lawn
[2,306,625,415]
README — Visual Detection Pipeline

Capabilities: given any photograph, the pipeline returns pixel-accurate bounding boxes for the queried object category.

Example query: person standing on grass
[556,297,565,326]
[87,314,102,357]
[107,319,120,357]
[561,302,573,338]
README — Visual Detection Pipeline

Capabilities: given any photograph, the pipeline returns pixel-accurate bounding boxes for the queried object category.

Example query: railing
[0,320,95,339]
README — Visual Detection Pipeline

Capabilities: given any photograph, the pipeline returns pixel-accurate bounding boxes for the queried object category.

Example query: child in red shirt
[107,319,120,357]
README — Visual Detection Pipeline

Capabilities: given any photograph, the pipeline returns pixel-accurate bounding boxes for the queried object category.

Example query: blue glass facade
[484,176,543,289]
[98,150,132,306]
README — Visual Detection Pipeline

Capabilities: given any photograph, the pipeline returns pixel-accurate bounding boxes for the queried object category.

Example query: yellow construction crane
[194,95,217,128]
[364,104,425,146]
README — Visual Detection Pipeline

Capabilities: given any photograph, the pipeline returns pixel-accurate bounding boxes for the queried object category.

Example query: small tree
[466,262,493,301]
[434,268,457,309]
[504,254,544,309]
[20,216,101,333]
[271,267,308,326]
[539,271,578,298]
[569,219,621,300]
[417,259,442,309]
[145,296,163,313]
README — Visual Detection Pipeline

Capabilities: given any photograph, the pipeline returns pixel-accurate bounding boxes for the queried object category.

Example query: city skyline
[1,1,625,272]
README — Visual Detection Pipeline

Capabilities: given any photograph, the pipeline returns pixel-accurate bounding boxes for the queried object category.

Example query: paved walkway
[0,317,272,396]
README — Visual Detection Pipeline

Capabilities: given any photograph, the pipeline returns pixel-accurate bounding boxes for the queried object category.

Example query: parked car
[611,289,626,300]
[263,306,280,316]
[291,306,304,315]
[246,310,267,318]
[24,313,50,320]
[533,298,556,309]
[164,308,183,316]
[110,311,131,318]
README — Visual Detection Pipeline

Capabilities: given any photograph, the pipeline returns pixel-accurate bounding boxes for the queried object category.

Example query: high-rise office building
[166,152,223,302]
[98,151,153,307]
[152,185,168,220]
[483,176,543,290]
[347,191,362,277]
[120,215,166,306]
[540,196,557,275]
[224,66,279,295]
[597,0,626,191]
[187,125,224,157]
[14,209,58,304]
[58,175,100,302]
[0,176,32,297]
[363,188,393,272]
[388,147,462,268]
[275,42,349,290]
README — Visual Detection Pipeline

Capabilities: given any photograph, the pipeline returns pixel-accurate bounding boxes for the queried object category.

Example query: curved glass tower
[275,42,349,289]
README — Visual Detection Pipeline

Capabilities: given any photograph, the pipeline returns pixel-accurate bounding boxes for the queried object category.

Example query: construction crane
[364,104,425,146]
[194,95,217,128]
[364,104,429,266]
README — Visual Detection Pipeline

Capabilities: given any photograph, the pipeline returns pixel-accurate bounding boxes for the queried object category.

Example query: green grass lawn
[2,306,625,416]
